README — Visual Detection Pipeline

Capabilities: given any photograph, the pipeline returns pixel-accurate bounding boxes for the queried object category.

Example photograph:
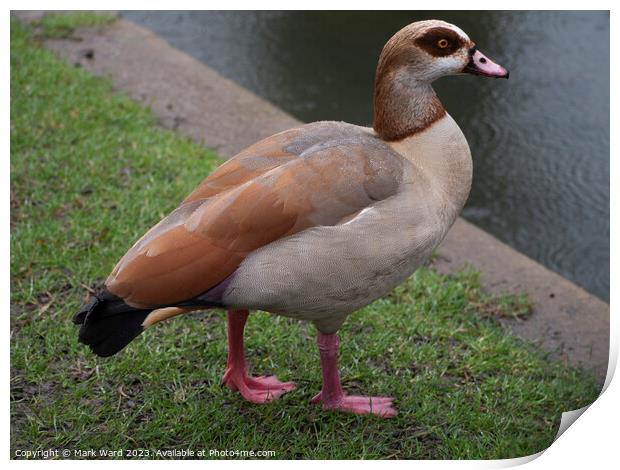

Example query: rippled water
[123,11,610,301]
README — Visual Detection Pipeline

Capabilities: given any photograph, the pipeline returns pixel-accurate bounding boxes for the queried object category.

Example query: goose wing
[106,124,404,308]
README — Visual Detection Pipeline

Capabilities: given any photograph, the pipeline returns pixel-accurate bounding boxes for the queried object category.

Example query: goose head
[376,19,508,84]
[373,20,508,140]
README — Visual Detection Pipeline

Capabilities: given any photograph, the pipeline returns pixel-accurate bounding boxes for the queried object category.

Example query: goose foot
[311,392,396,417]
[223,309,295,404]
[223,369,296,404]
[313,331,397,418]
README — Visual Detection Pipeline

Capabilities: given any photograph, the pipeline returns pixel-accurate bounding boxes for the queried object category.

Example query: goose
[73,19,508,417]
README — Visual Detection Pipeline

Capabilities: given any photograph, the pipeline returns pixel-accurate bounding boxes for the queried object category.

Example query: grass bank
[10,14,599,459]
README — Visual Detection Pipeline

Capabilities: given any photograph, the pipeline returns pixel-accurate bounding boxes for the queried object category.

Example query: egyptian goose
[74,20,508,417]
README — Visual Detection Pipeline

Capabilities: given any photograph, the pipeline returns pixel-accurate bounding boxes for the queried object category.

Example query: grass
[32,11,117,39]
[10,15,600,460]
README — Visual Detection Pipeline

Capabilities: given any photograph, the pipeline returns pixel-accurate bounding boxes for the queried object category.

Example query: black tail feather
[73,289,152,357]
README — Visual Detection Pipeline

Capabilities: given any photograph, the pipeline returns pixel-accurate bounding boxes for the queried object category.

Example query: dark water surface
[123,11,610,301]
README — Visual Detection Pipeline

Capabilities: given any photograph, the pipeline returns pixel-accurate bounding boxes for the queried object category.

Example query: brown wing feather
[106,125,403,308]
[182,128,303,203]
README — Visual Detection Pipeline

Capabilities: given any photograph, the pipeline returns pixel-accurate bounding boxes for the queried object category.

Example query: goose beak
[463,48,509,79]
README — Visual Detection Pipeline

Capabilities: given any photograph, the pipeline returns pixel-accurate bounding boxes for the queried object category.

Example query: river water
[123,11,610,301]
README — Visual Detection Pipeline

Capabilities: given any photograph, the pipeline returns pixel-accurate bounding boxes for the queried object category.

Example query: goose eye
[437,39,449,49]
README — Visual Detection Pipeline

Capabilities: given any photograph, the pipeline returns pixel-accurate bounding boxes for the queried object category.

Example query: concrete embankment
[12,12,610,385]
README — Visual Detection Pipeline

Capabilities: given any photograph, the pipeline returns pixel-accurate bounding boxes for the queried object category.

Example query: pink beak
[463,48,509,79]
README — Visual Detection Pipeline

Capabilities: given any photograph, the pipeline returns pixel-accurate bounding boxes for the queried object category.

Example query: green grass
[32,11,117,39]
[10,16,600,459]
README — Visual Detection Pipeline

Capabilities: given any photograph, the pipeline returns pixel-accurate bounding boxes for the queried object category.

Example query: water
[123,11,610,301]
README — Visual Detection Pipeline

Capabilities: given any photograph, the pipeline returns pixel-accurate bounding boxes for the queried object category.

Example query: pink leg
[222,310,295,403]
[311,332,397,417]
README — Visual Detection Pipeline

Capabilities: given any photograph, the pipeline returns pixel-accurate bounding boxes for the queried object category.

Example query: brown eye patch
[414,27,466,57]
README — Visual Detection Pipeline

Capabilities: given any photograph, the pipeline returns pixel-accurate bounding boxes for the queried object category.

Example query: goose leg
[311,332,397,417]
[222,309,295,403]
